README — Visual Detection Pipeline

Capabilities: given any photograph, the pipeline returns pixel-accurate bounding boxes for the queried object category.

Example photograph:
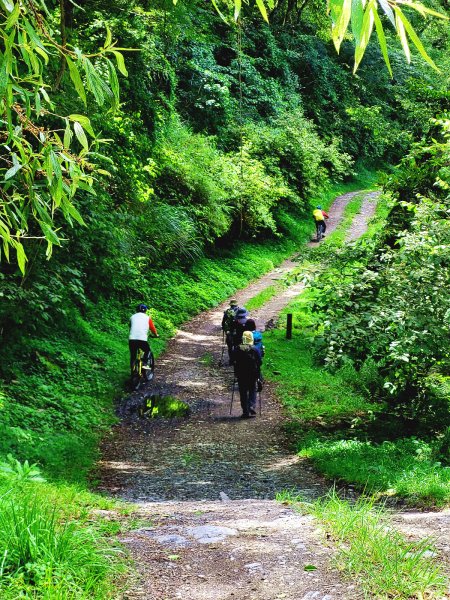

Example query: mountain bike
[131,348,155,390]
[316,221,326,242]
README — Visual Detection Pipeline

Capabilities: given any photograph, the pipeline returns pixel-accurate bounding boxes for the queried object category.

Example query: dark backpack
[235,346,260,379]
[223,307,238,332]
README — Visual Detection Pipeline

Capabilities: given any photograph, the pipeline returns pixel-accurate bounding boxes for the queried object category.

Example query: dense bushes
[313,120,450,430]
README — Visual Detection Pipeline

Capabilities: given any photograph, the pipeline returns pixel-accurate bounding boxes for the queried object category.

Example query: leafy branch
[197,0,447,74]
[0,0,127,272]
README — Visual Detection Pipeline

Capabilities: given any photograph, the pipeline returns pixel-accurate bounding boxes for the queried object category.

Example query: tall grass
[277,490,447,600]
[0,489,119,598]
[311,492,447,599]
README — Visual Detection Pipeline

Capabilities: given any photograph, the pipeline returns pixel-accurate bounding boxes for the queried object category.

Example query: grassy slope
[263,193,450,506]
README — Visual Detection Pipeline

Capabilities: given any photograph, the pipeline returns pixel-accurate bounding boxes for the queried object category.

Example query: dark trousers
[315,220,326,235]
[225,332,234,363]
[129,339,150,372]
[237,377,257,415]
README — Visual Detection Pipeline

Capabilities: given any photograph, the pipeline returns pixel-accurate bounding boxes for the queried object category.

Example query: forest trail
[99,192,374,600]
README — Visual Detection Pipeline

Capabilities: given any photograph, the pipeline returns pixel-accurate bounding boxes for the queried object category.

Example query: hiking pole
[219,331,226,367]
[259,390,262,416]
[230,378,236,415]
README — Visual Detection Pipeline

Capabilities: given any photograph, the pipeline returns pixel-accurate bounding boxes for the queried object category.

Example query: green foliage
[0,480,127,599]
[310,492,447,598]
[0,455,46,483]
[0,1,126,270]
[300,437,450,505]
[314,123,450,422]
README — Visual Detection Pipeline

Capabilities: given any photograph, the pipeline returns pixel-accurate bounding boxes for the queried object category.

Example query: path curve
[98,191,378,600]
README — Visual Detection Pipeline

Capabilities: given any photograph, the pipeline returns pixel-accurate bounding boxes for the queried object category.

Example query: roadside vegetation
[0,463,133,599]
[277,491,447,600]
[266,125,450,507]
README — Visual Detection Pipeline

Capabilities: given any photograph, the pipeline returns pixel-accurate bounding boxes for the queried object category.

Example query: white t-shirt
[129,313,150,341]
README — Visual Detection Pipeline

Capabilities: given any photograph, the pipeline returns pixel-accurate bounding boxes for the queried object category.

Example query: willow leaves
[0,1,126,272]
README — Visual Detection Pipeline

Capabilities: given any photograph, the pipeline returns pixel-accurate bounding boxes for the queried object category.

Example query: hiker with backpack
[244,319,265,362]
[234,330,262,418]
[232,307,249,345]
[222,299,239,365]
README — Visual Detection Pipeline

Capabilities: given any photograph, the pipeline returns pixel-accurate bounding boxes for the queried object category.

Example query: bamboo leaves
[0,2,127,273]
[330,0,447,74]
[201,0,447,74]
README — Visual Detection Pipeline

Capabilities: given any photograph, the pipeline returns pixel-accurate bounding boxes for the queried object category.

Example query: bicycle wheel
[143,351,155,382]
[131,361,141,390]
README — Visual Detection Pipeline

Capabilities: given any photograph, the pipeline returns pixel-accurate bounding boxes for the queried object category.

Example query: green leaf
[332,0,352,52]
[378,0,395,27]
[395,7,440,71]
[82,57,106,106]
[234,0,241,21]
[68,114,95,137]
[404,2,448,20]
[104,24,112,49]
[63,120,73,148]
[304,565,317,571]
[23,18,46,50]
[34,45,49,65]
[395,9,410,63]
[107,58,120,110]
[74,121,89,152]
[66,55,86,105]
[354,0,375,72]
[373,6,393,77]
[5,2,20,29]
[5,154,22,180]
[255,0,269,22]
[0,58,9,98]
[111,51,128,77]
[39,221,60,245]
[210,0,228,22]
[351,0,364,47]
[15,242,27,274]
[63,199,85,226]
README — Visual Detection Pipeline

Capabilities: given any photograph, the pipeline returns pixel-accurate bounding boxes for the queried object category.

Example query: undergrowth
[278,491,447,600]
[267,192,450,506]
[0,473,131,599]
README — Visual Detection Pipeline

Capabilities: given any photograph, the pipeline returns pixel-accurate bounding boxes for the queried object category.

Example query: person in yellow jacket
[313,205,329,239]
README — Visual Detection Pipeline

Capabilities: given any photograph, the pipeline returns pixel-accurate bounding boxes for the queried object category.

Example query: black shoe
[249,409,257,416]
[241,413,250,419]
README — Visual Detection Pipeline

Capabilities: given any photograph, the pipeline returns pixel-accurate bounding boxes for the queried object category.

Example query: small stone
[220,491,231,502]
[245,562,263,570]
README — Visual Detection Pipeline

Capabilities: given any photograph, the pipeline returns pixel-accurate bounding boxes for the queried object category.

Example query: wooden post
[286,313,293,339]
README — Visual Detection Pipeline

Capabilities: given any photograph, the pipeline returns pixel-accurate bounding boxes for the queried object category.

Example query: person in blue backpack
[244,319,265,362]
[230,307,249,363]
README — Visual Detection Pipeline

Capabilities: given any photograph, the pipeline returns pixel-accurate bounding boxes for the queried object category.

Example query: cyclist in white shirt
[129,304,158,373]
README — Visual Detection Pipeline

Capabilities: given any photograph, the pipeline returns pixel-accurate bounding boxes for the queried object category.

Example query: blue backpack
[252,331,265,361]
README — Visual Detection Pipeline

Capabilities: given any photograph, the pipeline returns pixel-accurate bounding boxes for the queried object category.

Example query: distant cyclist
[129,304,159,374]
[312,205,329,239]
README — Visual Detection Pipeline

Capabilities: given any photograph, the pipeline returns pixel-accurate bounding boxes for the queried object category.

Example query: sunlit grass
[277,490,447,599]
[299,437,450,506]
[311,492,447,599]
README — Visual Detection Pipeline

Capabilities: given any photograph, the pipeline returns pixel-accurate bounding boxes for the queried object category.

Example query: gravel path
[98,191,379,599]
